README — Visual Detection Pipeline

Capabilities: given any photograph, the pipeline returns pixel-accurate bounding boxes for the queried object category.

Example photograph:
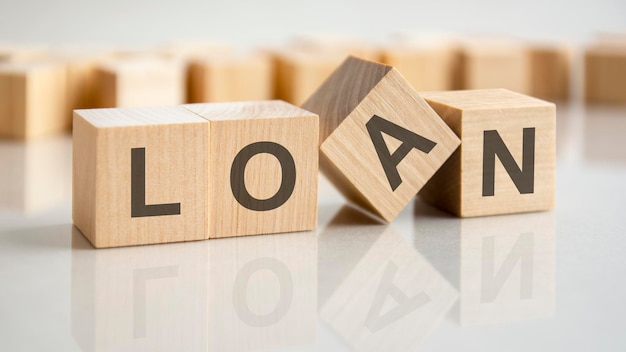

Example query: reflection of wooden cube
[319,206,457,351]
[585,44,626,103]
[0,61,68,139]
[70,229,209,351]
[528,43,571,101]
[95,57,185,108]
[73,106,209,248]
[382,42,457,91]
[188,53,273,103]
[0,136,71,213]
[303,56,459,222]
[183,100,319,239]
[459,212,555,326]
[420,89,556,217]
[273,50,346,105]
[457,39,530,94]
[208,231,316,351]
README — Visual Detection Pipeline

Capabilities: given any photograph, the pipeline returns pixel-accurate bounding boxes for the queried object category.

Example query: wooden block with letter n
[0,61,68,139]
[72,106,209,248]
[302,56,460,222]
[419,89,555,217]
[182,100,318,238]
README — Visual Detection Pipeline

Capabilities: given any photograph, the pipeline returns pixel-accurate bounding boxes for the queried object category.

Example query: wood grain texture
[303,56,460,222]
[73,106,209,248]
[188,53,273,103]
[182,100,319,239]
[529,43,571,101]
[585,43,626,104]
[0,61,69,139]
[95,57,185,108]
[419,89,556,217]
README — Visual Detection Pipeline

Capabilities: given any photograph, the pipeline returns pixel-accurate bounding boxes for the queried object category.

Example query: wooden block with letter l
[72,106,209,248]
[419,89,555,217]
[0,61,68,139]
[182,100,318,238]
[188,53,273,103]
[302,56,460,222]
[95,57,185,108]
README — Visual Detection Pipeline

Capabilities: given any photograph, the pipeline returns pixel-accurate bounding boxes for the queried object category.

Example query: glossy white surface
[1,102,625,351]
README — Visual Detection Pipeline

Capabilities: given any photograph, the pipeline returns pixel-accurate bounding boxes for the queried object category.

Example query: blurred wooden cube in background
[528,42,571,101]
[0,61,69,139]
[585,38,626,104]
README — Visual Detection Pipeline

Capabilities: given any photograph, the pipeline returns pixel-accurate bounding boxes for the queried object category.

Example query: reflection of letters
[133,266,179,338]
[481,233,534,303]
[365,262,432,333]
[233,257,293,327]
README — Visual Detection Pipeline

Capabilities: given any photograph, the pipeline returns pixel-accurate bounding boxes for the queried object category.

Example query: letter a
[366,115,437,191]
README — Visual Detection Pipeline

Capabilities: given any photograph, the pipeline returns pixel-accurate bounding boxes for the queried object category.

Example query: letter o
[230,141,296,211]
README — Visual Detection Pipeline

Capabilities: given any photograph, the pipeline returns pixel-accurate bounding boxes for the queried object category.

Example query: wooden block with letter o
[182,100,318,239]
[419,89,555,217]
[72,106,209,248]
[302,56,460,222]
[0,61,68,139]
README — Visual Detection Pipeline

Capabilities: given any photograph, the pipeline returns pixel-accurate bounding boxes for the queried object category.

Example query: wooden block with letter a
[0,61,68,139]
[72,106,209,248]
[95,57,185,108]
[419,89,555,217]
[182,100,318,238]
[302,56,460,222]
[585,42,626,104]
[188,53,273,103]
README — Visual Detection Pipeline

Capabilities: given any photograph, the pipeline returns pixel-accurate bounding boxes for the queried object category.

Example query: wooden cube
[273,49,346,105]
[319,206,458,350]
[182,100,318,238]
[288,34,382,61]
[188,53,273,103]
[585,44,626,104]
[382,42,457,91]
[528,43,571,101]
[457,39,530,94]
[302,56,460,222]
[0,43,48,62]
[208,231,316,350]
[95,57,185,108]
[71,228,209,350]
[72,106,209,248]
[0,61,69,139]
[158,40,232,59]
[419,89,556,217]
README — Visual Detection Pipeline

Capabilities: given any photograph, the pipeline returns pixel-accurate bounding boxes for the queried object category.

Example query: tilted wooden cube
[183,100,318,239]
[0,61,68,139]
[419,89,555,217]
[302,56,460,222]
[73,106,210,248]
[585,43,626,104]
[188,53,273,103]
[95,57,185,108]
